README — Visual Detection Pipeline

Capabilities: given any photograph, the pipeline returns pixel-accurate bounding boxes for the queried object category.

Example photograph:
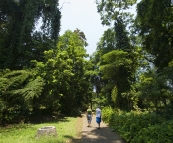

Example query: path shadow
[64,126,126,143]
[81,126,125,143]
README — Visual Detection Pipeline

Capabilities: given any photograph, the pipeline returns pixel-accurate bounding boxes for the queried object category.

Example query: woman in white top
[96,106,101,129]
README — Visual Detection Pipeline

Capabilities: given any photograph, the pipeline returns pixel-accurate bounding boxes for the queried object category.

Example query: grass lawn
[0,116,82,143]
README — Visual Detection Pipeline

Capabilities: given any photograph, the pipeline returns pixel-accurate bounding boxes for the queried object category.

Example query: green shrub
[131,120,173,143]
[103,108,167,142]
[101,106,114,123]
[112,111,165,142]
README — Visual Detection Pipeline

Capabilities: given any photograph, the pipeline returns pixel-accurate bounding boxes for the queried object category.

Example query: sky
[58,0,137,56]
[59,0,108,56]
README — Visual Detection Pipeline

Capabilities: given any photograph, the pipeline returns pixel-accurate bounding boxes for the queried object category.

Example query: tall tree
[96,0,137,26]
[94,0,139,109]
[33,30,92,114]
[136,0,173,70]
[0,0,61,69]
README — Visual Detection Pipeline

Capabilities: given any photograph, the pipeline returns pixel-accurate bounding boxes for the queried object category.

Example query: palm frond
[13,77,45,99]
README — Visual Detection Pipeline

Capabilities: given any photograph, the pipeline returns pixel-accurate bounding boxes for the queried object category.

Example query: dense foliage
[102,107,173,142]
[0,0,173,142]
[93,0,173,142]
[0,69,45,123]
[94,0,173,112]
[0,0,61,69]
[32,30,92,115]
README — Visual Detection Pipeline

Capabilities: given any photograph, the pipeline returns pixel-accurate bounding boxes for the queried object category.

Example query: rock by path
[81,114,126,143]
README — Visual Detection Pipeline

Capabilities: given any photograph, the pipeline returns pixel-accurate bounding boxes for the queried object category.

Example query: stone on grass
[36,126,57,138]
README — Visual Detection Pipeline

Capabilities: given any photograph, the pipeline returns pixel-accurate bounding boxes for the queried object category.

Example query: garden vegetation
[0,0,173,142]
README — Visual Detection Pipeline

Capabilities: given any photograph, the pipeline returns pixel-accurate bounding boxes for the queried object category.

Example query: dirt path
[81,113,126,143]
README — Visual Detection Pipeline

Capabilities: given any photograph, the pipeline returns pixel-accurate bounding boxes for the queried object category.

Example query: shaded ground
[70,113,126,143]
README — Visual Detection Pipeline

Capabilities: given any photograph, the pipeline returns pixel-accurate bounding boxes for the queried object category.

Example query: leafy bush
[102,107,170,142]
[113,111,165,142]
[0,69,45,124]
[131,120,173,143]
[101,106,114,123]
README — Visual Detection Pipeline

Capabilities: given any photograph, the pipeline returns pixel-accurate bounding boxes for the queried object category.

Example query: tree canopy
[0,1,173,134]
[0,0,61,69]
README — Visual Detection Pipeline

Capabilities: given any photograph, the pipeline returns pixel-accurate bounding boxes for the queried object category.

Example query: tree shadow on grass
[27,115,82,124]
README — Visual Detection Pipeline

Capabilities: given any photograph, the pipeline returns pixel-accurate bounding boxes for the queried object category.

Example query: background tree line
[93,0,173,142]
[0,1,173,141]
[93,0,173,114]
[0,0,93,124]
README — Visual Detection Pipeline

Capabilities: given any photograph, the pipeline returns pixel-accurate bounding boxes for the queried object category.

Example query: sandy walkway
[81,113,126,143]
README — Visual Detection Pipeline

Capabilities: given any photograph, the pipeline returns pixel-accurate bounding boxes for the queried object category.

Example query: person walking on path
[96,106,101,129]
[86,106,92,127]
[81,113,125,143]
